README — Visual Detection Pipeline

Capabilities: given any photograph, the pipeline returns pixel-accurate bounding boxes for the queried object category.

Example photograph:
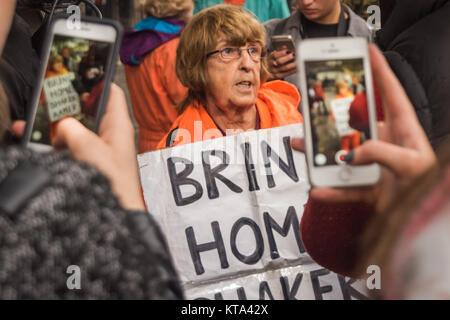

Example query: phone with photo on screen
[23,15,123,151]
[298,37,380,187]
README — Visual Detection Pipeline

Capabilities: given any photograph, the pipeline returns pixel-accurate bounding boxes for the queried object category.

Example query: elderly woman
[157,4,301,149]
[121,0,193,153]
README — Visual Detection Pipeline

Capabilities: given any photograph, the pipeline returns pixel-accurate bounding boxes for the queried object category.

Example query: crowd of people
[0,0,449,300]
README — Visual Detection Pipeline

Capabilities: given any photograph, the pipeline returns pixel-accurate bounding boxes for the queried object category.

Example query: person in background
[194,0,291,22]
[121,0,193,153]
[334,79,354,100]
[0,0,183,299]
[265,0,371,92]
[61,46,77,72]
[45,55,68,78]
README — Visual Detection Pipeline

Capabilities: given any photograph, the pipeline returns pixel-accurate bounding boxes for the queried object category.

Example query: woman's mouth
[236,81,252,88]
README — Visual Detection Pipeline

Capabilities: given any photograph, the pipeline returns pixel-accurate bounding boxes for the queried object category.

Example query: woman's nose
[239,49,255,70]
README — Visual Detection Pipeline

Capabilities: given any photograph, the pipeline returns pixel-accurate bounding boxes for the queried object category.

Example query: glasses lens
[220,47,238,59]
[248,46,262,59]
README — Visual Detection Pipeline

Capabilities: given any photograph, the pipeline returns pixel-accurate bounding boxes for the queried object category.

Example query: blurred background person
[194,0,291,22]
[335,79,354,99]
[376,0,450,151]
[265,0,371,92]
[61,45,77,72]
[121,0,193,153]
[45,55,69,78]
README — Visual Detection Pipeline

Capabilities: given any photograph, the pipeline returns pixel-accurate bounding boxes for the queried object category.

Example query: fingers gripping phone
[23,16,123,151]
[298,38,380,187]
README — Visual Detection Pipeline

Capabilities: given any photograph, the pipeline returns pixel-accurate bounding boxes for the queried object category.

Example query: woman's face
[205,40,261,112]
[52,61,64,73]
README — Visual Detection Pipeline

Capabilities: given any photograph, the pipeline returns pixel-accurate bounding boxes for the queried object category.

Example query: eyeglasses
[206,45,266,62]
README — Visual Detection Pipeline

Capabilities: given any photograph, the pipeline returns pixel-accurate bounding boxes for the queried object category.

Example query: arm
[53,84,145,211]
[293,45,436,276]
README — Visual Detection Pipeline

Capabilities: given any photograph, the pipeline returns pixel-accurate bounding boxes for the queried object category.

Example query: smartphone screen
[29,34,113,145]
[304,58,371,167]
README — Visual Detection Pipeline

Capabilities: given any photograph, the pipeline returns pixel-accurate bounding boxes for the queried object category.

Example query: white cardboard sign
[138,124,367,300]
[330,97,355,136]
[43,72,81,122]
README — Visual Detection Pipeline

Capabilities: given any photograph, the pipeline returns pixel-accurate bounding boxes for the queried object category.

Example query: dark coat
[378,0,450,150]
[0,14,40,121]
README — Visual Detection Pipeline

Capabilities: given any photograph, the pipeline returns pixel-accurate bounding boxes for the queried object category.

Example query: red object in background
[349,85,384,133]
[312,83,325,100]
[300,198,375,277]
[82,79,105,117]
[223,0,246,6]
[341,131,361,151]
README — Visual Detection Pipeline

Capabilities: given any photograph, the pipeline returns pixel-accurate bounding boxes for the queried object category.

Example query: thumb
[290,137,305,152]
[52,117,103,161]
[346,140,421,178]
[11,121,26,138]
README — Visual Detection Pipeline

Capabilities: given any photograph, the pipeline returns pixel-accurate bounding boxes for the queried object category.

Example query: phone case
[23,14,124,147]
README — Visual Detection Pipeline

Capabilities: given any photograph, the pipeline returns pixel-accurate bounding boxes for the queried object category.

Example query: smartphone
[23,16,123,151]
[298,37,380,187]
[271,35,296,52]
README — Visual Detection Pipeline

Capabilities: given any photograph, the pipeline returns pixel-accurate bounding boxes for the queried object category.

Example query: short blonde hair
[144,0,192,19]
[176,5,270,111]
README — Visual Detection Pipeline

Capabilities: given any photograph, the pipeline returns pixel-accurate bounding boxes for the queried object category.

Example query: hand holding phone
[293,44,435,213]
[53,84,145,211]
[23,16,122,151]
[269,35,297,79]
[298,38,380,187]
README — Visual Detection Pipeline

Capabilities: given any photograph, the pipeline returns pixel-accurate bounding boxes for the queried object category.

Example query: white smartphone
[23,16,122,151]
[297,37,380,187]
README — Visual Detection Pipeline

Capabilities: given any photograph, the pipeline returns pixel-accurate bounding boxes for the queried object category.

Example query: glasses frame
[206,45,267,62]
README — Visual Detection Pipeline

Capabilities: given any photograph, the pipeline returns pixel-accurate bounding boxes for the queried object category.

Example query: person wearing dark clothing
[0,1,184,295]
[264,0,372,92]
[377,0,450,150]
[0,14,40,121]
[0,146,183,299]
[0,81,184,299]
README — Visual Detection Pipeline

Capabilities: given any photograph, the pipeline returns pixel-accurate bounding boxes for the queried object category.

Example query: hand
[268,48,297,79]
[53,84,145,211]
[80,92,91,104]
[292,44,436,213]
[11,120,26,137]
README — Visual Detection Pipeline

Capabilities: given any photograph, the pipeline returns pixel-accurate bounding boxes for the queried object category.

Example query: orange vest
[156,80,302,149]
[125,38,188,153]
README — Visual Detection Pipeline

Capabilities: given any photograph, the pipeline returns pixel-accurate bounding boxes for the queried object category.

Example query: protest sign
[138,124,368,299]
[330,97,355,136]
[43,72,81,122]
